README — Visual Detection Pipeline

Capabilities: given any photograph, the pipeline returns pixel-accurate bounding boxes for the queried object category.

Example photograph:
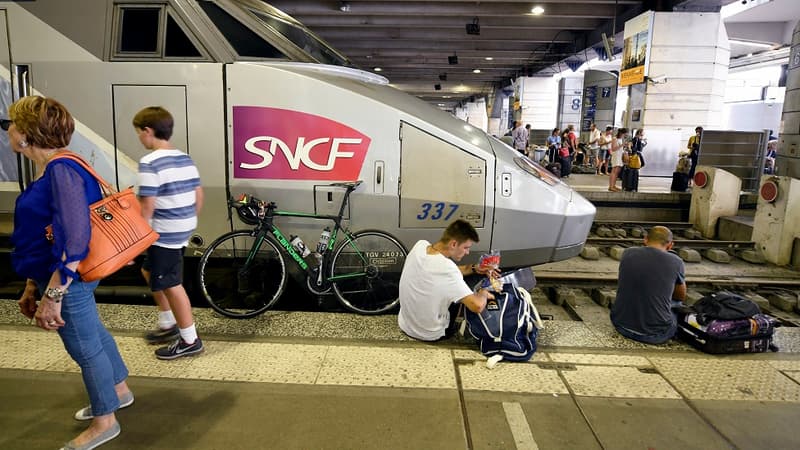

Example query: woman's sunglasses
[0,119,12,131]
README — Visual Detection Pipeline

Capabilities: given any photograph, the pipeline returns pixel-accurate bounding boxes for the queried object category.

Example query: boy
[134,106,205,359]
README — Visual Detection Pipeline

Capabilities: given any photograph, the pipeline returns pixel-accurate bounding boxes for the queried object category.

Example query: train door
[111,85,189,175]
[0,9,17,236]
[399,122,487,231]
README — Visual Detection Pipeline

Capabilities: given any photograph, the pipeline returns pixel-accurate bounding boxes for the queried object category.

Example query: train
[0,0,595,273]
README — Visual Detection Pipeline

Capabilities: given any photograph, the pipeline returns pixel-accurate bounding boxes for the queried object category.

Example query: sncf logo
[233,106,371,181]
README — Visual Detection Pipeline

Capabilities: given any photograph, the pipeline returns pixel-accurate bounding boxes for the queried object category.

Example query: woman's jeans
[37,279,129,416]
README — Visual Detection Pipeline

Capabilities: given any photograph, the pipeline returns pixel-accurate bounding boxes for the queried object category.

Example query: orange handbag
[46,152,159,282]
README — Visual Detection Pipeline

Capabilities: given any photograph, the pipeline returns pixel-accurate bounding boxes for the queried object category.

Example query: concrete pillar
[557,75,584,129]
[776,21,799,179]
[580,70,618,141]
[518,77,558,130]
[752,176,800,265]
[624,12,729,176]
[689,166,741,238]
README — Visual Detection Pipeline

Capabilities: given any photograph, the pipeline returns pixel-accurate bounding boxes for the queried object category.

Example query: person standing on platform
[512,121,527,154]
[397,220,498,341]
[687,126,703,185]
[608,128,628,191]
[610,226,686,344]
[134,106,205,360]
[625,128,647,192]
[764,136,778,174]
[559,129,573,178]
[8,96,132,449]
[587,122,601,172]
[546,127,561,164]
[597,125,613,175]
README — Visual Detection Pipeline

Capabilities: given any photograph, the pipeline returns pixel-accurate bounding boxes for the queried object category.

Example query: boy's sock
[158,310,177,330]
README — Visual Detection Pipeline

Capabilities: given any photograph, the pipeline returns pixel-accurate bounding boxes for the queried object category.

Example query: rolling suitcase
[670,171,689,192]
[676,313,778,354]
[621,167,638,192]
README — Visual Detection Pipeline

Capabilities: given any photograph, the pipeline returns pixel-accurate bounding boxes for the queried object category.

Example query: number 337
[417,202,459,220]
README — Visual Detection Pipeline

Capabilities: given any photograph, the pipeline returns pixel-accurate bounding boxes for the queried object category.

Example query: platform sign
[619,11,654,87]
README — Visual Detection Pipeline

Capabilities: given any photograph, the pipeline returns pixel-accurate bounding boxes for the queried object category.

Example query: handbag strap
[49,151,116,196]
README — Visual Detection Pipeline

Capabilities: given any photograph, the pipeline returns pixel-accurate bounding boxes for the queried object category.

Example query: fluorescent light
[531,6,545,15]
[473,69,481,73]
[373,67,382,72]
[485,56,494,61]
[438,103,446,106]
[729,39,774,49]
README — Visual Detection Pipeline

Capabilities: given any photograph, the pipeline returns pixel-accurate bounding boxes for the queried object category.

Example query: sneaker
[155,338,204,360]
[74,391,134,421]
[144,325,180,345]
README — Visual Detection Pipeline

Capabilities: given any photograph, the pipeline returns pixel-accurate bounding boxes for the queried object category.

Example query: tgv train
[0,0,595,269]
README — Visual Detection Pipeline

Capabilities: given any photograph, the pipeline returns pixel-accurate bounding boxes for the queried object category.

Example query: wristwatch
[44,287,66,303]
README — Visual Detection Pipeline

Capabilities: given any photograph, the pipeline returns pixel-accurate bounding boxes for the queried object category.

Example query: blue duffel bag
[464,283,544,364]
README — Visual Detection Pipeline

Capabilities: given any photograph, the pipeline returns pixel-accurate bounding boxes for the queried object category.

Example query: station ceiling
[267,0,797,108]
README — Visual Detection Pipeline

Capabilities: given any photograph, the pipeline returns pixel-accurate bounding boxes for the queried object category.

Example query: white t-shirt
[588,128,601,149]
[398,240,473,341]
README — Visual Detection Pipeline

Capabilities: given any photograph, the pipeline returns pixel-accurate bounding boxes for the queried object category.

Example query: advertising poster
[619,10,654,87]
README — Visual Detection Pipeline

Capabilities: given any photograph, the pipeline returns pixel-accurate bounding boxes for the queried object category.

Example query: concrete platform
[2,298,800,450]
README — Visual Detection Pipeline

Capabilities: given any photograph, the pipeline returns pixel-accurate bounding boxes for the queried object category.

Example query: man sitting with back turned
[398,220,496,341]
[610,226,687,344]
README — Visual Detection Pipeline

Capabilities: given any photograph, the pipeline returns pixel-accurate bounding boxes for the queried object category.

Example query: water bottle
[316,227,331,254]
[290,235,311,258]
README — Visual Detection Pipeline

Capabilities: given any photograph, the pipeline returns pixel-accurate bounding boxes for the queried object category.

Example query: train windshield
[247,10,350,67]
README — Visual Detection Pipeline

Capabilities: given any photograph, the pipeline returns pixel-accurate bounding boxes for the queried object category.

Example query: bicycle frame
[242,183,368,282]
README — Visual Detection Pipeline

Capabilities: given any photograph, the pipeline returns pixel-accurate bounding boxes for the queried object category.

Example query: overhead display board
[619,10,655,87]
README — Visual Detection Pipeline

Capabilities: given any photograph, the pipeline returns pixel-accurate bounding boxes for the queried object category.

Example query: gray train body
[0,0,595,268]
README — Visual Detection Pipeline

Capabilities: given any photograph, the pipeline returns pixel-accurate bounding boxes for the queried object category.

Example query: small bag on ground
[674,291,779,354]
[464,283,544,363]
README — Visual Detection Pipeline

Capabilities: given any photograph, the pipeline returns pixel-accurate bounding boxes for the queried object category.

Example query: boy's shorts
[142,246,185,291]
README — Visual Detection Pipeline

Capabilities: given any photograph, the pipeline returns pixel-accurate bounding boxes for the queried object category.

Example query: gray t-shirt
[610,247,685,338]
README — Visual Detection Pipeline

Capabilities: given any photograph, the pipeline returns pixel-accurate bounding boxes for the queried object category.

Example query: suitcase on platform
[676,313,778,354]
[621,167,639,191]
[671,172,689,192]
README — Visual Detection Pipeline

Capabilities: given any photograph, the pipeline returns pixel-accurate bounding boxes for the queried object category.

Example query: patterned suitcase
[676,313,778,354]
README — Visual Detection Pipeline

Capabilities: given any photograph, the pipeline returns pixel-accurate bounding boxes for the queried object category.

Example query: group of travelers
[397,219,687,349]
[6,96,201,449]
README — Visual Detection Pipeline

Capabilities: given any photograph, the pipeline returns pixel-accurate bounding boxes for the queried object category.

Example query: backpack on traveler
[674,291,779,354]
[463,283,545,366]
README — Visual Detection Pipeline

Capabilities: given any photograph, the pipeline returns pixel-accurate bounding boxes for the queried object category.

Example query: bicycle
[197,181,408,318]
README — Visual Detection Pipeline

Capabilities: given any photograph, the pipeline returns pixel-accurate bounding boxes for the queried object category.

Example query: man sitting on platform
[398,220,497,341]
[610,226,687,344]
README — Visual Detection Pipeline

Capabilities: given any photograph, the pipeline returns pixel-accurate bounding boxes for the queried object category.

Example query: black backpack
[690,291,761,325]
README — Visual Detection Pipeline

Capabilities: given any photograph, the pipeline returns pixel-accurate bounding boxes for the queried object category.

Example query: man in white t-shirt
[398,220,496,341]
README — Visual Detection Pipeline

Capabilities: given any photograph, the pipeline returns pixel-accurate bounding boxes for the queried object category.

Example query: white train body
[0,0,595,268]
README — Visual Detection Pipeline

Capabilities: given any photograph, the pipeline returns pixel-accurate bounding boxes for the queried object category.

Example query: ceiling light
[339,2,351,12]
[438,103,446,107]
[443,95,452,98]
[485,57,494,61]
[531,6,545,15]
[466,18,480,35]
[448,54,459,65]
[435,84,442,91]
[373,67,382,72]
[473,69,481,73]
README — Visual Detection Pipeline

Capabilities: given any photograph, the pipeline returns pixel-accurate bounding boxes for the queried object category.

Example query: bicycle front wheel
[197,230,287,319]
[331,230,407,315]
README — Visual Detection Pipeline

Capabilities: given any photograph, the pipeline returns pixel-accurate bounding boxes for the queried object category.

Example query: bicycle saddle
[329,180,363,189]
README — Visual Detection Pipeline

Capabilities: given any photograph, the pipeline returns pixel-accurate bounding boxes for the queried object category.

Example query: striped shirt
[137,149,201,249]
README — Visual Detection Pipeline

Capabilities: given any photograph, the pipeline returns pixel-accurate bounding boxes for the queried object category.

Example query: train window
[165,15,201,57]
[248,10,349,67]
[198,1,285,59]
[119,7,160,53]
[514,157,559,186]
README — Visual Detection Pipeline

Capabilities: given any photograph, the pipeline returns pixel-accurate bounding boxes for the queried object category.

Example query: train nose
[553,191,596,260]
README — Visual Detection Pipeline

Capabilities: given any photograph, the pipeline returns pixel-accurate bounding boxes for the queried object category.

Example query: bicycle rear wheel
[331,230,407,315]
[197,230,287,319]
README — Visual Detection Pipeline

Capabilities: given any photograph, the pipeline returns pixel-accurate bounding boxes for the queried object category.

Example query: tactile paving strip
[561,366,681,399]
[458,361,569,394]
[548,353,652,367]
[451,349,549,363]
[315,346,456,389]
[651,357,800,402]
